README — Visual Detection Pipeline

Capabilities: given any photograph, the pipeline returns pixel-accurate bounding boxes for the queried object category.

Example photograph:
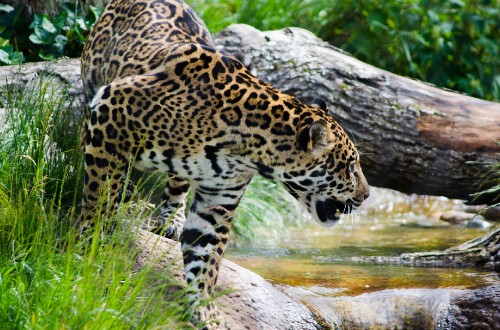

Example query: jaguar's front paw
[149,220,183,241]
[191,303,227,330]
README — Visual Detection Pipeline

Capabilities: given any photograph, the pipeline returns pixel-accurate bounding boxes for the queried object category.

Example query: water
[226,188,499,296]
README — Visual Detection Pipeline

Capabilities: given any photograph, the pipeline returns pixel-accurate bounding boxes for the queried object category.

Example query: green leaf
[41,16,57,34]
[9,50,25,64]
[30,14,44,29]
[0,4,14,13]
[0,36,8,47]
[0,48,10,64]
[52,15,66,31]
[38,50,55,61]
[54,34,68,45]
[29,28,53,45]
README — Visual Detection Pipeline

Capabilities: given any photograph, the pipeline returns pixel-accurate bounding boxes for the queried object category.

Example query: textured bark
[0,25,499,204]
[213,25,500,204]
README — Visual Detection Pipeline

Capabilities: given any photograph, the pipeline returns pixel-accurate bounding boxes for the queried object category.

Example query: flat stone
[133,230,322,330]
[440,210,478,225]
[281,284,500,330]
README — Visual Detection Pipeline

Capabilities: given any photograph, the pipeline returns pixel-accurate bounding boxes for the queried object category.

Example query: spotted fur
[80,0,369,328]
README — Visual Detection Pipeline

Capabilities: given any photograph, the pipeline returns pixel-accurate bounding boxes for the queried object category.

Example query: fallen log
[214,25,500,204]
[0,25,498,204]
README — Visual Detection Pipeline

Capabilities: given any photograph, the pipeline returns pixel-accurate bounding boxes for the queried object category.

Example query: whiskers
[336,204,359,245]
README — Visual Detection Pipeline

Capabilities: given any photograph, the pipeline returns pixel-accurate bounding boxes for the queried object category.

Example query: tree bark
[213,25,500,204]
[0,25,498,204]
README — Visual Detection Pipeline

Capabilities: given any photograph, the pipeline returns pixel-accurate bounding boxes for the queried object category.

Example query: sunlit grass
[0,76,192,329]
[234,176,305,241]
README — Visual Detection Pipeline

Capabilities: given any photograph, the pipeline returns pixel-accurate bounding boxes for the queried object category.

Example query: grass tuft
[0,75,192,329]
[234,176,305,241]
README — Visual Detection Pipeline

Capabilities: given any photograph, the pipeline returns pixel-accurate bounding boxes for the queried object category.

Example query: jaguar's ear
[311,98,327,112]
[297,121,329,156]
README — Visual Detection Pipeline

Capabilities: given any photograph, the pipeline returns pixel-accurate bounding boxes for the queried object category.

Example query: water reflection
[227,187,499,294]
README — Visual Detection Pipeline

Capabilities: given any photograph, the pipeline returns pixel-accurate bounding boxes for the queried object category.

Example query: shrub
[319,0,499,100]
[0,2,101,63]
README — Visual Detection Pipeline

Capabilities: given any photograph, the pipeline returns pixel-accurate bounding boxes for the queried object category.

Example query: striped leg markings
[181,181,249,328]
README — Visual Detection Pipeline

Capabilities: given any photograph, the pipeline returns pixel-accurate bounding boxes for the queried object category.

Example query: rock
[465,217,492,229]
[0,58,85,127]
[482,206,500,221]
[440,210,479,225]
[133,230,323,330]
[439,210,492,228]
[440,284,500,329]
[281,284,500,330]
[465,205,500,221]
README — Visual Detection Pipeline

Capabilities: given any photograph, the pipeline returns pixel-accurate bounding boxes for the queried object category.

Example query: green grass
[234,176,304,241]
[0,76,193,329]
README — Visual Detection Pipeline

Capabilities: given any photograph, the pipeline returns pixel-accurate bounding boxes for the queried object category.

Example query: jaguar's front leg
[181,182,249,329]
[150,176,190,241]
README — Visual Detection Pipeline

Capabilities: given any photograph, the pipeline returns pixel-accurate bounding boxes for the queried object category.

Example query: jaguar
[80,0,369,328]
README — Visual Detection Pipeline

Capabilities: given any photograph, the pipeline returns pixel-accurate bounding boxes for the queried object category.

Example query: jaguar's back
[81,0,213,101]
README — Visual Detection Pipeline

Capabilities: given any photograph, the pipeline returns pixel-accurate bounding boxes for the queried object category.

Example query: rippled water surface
[226,188,499,295]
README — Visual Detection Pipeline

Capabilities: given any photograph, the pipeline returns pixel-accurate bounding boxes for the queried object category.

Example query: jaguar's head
[278,102,369,226]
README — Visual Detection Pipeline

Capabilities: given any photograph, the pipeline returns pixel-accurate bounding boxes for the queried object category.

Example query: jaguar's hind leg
[150,176,190,241]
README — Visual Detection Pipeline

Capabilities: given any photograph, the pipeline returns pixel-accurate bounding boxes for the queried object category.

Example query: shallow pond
[226,188,499,296]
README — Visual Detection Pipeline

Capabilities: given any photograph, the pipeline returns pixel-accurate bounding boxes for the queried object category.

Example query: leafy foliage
[192,0,499,100]
[1,0,498,99]
[320,0,499,100]
[0,4,25,64]
[29,2,102,60]
[0,2,101,63]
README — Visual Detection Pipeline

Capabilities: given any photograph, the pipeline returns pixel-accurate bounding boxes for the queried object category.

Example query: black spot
[105,142,117,155]
[101,85,111,100]
[90,111,98,126]
[182,228,217,248]
[255,163,274,179]
[85,154,95,166]
[95,157,109,168]
[190,266,201,277]
[91,129,104,147]
[89,181,99,192]
[212,61,226,80]
[220,106,242,126]
[300,179,313,186]
[174,61,189,76]
[335,162,346,172]
[106,124,118,139]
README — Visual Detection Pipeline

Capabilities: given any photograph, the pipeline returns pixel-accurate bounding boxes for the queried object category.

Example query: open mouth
[315,198,347,223]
